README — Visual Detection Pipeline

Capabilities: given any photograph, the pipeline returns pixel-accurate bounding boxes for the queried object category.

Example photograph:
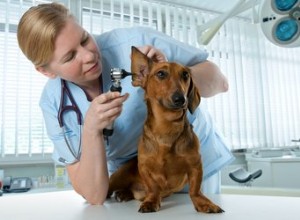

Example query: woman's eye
[157,70,167,79]
[81,35,89,46]
[64,52,76,62]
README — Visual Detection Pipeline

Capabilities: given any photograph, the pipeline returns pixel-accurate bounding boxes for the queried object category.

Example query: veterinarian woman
[17,2,234,205]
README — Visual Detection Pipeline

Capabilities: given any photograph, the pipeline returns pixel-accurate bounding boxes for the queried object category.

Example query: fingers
[95,92,129,116]
[135,45,168,62]
[84,92,129,132]
[96,92,128,105]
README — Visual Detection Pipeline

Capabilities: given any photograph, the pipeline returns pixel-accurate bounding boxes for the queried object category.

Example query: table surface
[0,190,299,220]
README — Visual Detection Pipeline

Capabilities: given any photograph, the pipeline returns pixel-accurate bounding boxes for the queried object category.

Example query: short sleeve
[134,27,209,66]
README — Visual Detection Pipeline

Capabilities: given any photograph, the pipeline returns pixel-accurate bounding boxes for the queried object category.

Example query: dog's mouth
[159,95,188,111]
[168,103,187,110]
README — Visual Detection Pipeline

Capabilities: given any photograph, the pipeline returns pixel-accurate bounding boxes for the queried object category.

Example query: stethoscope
[57,79,83,164]
[56,69,131,164]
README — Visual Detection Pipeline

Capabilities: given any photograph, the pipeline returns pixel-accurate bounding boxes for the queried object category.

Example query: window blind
[1,0,300,164]
[205,14,300,149]
[0,0,53,161]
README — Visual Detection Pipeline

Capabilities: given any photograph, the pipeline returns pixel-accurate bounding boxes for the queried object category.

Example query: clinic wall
[1,164,54,180]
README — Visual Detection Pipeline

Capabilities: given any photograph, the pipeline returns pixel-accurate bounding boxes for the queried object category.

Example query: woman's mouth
[85,62,100,74]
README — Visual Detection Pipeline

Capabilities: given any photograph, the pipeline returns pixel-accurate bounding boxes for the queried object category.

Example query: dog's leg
[107,158,138,202]
[138,168,162,213]
[188,166,224,213]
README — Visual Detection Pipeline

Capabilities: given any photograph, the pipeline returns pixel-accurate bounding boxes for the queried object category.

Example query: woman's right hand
[84,92,129,135]
[68,92,129,205]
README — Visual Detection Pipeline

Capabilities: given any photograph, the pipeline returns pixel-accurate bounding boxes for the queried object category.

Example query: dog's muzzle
[171,92,187,109]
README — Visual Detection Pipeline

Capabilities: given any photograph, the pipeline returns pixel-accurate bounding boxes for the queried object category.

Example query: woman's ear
[35,66,57,79]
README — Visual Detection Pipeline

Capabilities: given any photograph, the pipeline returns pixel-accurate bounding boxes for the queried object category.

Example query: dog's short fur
[107,46,223,213]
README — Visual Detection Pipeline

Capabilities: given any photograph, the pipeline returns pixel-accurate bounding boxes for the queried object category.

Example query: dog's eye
[182,71,189,80]
[156,70,167,79]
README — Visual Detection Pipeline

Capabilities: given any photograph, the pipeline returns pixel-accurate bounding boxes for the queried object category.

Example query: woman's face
[40,18,102,87]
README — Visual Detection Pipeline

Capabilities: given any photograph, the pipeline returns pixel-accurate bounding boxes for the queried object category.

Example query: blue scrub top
[39,27,234,180]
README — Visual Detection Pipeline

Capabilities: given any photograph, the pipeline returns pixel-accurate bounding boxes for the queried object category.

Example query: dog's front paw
[114,190,134,202]
[195,202,224,213]
[192,195,224,213]
[138,201,161,213]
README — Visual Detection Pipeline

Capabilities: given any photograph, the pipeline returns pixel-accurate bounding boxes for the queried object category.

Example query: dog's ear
[131,46,153,88]
[188,76,201,114]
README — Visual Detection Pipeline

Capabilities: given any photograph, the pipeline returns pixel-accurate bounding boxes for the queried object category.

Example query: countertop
[0,190,299,220]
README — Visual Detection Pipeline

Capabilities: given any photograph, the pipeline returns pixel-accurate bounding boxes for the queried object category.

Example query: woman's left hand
[135,45,167,62]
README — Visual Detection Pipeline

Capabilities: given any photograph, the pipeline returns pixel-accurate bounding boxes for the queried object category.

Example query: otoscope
[103,68,133,144]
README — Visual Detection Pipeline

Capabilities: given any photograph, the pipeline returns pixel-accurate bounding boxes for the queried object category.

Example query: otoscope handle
[103,79,123,138]
[103,68,133,142]
[103,127,114,137]
[110,84,122,93]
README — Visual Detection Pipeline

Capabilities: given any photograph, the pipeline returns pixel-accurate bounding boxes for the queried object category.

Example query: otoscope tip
[121,69,134,77]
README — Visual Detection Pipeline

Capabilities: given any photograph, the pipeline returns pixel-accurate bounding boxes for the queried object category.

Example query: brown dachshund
[107,46,224,213]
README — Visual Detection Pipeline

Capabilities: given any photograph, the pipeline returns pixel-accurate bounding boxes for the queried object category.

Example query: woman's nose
[80,47,95,63]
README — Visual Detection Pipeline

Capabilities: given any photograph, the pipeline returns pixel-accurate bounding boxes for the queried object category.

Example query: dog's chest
[146,149,192,177]
[147,153,191,192]
[139,126,200,190]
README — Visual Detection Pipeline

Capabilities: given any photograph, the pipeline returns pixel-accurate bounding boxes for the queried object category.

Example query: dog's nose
[172,92,186,107]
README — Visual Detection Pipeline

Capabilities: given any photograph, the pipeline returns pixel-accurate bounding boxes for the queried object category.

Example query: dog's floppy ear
[131,46,153,88]
[188,76,201,114]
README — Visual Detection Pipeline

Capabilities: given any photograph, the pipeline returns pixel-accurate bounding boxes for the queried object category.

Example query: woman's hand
[135,45,167,62]
[84,92,129,135]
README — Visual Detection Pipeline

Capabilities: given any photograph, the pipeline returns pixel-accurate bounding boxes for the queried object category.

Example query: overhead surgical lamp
[260,0,300,47]
[197,0,300,48]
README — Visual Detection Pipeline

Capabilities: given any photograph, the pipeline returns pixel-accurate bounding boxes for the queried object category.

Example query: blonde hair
[17,2,74,67]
